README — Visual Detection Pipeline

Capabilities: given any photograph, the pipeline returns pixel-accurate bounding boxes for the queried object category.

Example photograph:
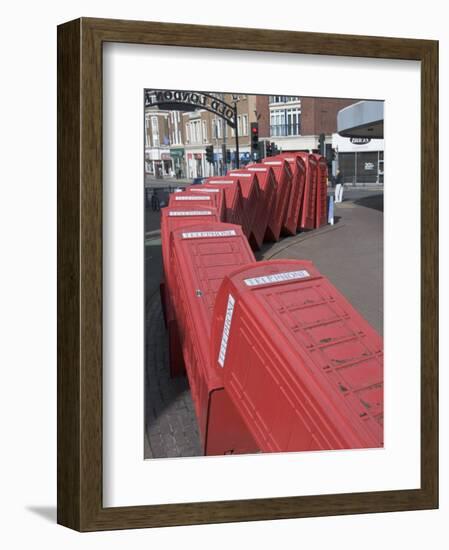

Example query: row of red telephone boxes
[168,151,328,251]
[158,156,383,457]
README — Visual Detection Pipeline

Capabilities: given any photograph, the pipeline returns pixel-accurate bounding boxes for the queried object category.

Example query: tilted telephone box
[246,162,287,242]
[229,168,276,250]
[160,206,220,376]
[204,176,247,234]
[296,152,318,230]
[262,158,295,236]
[310,153,328,228]
[185,184,227,220]
[275,153,307,231]
[168,190,219,214]
[225,170,260,243]
[169,221,259,455]
[211,259,383,453]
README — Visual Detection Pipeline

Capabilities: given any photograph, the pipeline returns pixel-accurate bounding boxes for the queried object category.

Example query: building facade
[144,110,173,177]
[255,95,359,152]
[145,93,257,179]
[144,92,373,183]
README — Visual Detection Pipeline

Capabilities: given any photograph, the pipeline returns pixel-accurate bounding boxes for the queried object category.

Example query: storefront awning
[170,148,185,158]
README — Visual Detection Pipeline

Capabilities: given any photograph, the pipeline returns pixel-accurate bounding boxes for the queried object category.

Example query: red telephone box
[262,158,295,235]
[211,259,383,453]
[169,222,259,455]
[276,153,307,231]
[160,206,220,376]
[310,154,328,228]
[205,176,248,234]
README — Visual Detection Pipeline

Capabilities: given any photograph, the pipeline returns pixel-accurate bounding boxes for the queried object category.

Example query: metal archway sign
[145,89,237,129]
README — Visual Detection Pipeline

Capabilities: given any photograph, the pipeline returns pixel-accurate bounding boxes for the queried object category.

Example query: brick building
[145,93,258,179]
[144,91,380,184]
[144,110,173,178]
[255,95,357,152]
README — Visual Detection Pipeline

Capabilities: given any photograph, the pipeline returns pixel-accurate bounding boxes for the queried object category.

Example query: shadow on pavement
[353,193,384,212]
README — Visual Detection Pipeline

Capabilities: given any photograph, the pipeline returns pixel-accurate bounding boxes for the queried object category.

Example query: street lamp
[232,95,240,169]
[221,93,228,176]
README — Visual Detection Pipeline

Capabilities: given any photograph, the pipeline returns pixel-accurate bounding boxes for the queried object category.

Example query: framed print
[57,17,438,531]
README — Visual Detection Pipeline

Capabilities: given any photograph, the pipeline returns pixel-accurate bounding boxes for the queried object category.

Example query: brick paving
[144,293,202,458]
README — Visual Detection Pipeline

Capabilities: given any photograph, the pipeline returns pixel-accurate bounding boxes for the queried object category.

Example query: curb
[145,229,161,238]
[261,223,346,260]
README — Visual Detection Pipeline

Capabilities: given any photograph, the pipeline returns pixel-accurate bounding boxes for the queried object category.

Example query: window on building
[241,114,248,136]
[145,115,151,147]
[213,118,222,139]
[202,120,207,143]
[188,119,201,144]
[270,108,300,136]
[187,121,198,144]
[235,115,248,136]
[169,112,175,145]
[194,120,201,143]
[176,112,181,144]
[169,111,179,145]
[269,96,300,104]
[151,116,160,146]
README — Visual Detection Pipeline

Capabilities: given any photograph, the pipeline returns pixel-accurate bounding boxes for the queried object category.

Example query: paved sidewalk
[144,283,202,459]
[258,193,383,334]
[145,175,192,187]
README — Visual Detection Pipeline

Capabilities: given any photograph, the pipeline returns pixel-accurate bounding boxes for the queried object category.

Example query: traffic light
[251,122,259,153]
[319,133,325,155]
[266,141,277,157]
[205,145,214,163]
[226,149,231,163]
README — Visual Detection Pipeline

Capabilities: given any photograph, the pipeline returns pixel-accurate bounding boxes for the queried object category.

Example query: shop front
[170,148,186,179]
[332,134,384,186]
[160,152,173,177]
[187,152,205,178]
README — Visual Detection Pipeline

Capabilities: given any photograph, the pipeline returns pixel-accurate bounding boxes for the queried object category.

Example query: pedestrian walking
[151,189,161,211]
[334,169,344,203]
